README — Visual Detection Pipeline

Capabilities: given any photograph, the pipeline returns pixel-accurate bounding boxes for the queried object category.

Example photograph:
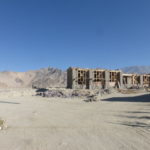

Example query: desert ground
[0,88,150,150]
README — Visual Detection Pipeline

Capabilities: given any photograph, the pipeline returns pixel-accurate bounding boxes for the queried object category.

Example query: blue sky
[0,0,150,71]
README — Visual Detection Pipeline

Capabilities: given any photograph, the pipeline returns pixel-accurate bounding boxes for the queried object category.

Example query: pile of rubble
[118,87,148,94]
[36,88,90,98]
[36,88,117,99]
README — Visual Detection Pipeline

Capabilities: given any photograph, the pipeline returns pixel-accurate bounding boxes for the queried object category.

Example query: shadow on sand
[102,94,150,103]
[109,115,150,128]
[118,115,150,120]
[0,101,20,104]
[103,94,150,128]
[115,121,150,128]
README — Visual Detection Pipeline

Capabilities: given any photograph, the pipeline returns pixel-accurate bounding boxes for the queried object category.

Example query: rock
[0,119,5,130]
[85,94,99,102]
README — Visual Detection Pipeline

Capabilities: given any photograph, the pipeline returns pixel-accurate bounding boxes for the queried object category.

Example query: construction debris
[36,89,91,98]
[86,95,99,102]
[36,88,118,99]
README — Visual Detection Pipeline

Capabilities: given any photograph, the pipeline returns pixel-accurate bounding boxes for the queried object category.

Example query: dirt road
[0,89,150,150]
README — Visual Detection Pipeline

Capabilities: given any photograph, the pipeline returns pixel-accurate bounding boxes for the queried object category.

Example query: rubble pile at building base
[36,87,149,99]
[36,88,119,98]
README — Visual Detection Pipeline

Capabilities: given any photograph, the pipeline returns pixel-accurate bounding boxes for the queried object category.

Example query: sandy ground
[0,89,150,150]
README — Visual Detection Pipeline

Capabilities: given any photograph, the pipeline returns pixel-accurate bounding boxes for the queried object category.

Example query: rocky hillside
[31,68,67,88]
[121,66,150,74]
[0,68,67,88]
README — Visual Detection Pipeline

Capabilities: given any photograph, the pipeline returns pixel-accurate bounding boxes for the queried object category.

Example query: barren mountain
[121,66,150,74]
[0,68,66,88]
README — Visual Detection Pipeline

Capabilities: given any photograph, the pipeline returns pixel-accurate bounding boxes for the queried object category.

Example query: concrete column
[105,71,110,89]
[72,69,77,89]
[139,75,143,87]
[88,70,93,90]
[118,72,123,89]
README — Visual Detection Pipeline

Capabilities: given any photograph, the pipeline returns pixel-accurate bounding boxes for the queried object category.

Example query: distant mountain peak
[121,66,150,74]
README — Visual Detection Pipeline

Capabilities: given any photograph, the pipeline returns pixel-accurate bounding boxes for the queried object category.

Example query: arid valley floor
[0,89,150,150]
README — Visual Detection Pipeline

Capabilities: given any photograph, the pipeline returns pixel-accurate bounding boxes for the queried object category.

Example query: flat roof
[68,67,121,72]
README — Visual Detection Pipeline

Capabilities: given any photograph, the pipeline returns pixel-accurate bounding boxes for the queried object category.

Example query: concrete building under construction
[67,67,150,89]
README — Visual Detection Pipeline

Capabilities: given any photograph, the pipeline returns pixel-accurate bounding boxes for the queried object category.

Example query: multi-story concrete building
[67,67,150,89]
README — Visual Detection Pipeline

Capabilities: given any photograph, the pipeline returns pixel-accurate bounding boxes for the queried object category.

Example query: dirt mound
[0,68,67,88]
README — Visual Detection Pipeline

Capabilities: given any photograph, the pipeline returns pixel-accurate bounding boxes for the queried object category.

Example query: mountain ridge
[0,67,66,88]
[121,66,150,74]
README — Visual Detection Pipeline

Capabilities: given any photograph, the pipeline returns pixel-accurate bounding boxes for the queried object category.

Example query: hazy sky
[0,0,150,71]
